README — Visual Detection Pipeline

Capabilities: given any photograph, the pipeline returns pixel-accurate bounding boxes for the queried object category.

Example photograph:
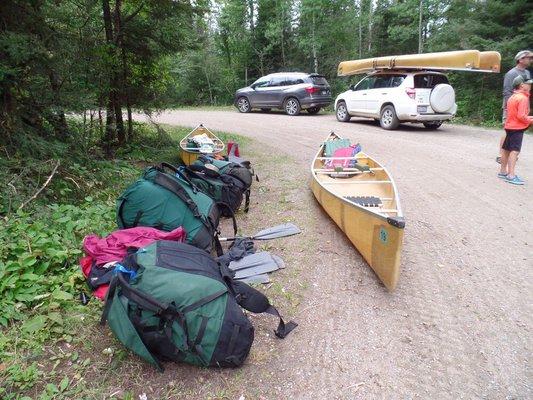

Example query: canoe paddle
[219,223,301,242]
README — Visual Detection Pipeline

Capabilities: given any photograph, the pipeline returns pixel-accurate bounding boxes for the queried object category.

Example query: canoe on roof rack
[338,50,501,76]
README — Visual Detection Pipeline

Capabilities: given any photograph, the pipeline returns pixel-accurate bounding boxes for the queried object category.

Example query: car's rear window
[414,74,449,88]
[310,75,328,86]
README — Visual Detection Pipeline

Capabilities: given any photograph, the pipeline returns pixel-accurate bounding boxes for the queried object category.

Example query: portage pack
[100,241,297,370]
[116,165,230,253]
[163,162,246,217]
[193,156,254,212]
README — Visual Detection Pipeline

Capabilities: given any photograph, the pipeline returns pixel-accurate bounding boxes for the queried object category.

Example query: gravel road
[136,110,531,399]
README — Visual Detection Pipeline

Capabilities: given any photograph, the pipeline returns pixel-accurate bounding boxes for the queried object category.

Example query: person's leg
[507,151,520,178]
[499,149,510,175]
[498,135,505,158]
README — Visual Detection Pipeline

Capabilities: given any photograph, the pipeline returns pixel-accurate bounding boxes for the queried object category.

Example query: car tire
[284,97,301,116]
[380,105,400,130]
[236,97,251,113]
[336,101,351,122]
[307,107,321,115]
[260,108,271,112]
[423,121,443,130]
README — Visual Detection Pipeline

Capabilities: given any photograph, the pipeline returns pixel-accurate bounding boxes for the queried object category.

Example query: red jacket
[504,90,533,130]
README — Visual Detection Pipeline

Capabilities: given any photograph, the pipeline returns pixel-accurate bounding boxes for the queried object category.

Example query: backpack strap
[229,280,297,339]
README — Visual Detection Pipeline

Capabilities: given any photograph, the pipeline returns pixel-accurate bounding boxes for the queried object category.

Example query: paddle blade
[251,223,301,240]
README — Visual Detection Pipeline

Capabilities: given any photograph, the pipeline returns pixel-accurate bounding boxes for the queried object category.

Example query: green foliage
[0,201,115,325]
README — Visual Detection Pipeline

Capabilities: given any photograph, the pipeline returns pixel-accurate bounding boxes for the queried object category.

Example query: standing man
[498,76,533,185]
[497,50,532,163]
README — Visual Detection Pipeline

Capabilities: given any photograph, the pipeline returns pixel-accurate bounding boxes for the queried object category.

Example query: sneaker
[497,173,508,179]
[496,156,501,164]
[505,176,525,185]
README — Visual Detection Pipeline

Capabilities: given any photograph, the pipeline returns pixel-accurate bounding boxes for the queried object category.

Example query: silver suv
[234,72,332,116]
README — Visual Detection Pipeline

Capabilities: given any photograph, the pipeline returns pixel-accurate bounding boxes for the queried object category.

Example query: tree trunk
[102,0,116,156]
[367,0,372,53]
[113,0,125,145]
[418,0,423,53]
[312,11,318,73]
[48,70,68,140]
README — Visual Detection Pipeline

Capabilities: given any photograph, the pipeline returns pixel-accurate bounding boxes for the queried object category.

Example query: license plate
[417,105,427,113]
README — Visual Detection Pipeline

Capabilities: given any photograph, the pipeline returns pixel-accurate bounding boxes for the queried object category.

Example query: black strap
[226,324,240,357]
[214,235,224,257]
[116,198,128,228]
[100,275,119,325]
[132,211,143,227]
[244,189,250,213]
[230,280,297,339]
[182,289,227,313]
[216,202,238,235]
[158,162,179,174]
[265,305,298,339]
[194,316,209,346]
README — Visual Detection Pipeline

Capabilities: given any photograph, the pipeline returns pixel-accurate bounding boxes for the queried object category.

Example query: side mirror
[350,84,356,91]
[250,84,257,90]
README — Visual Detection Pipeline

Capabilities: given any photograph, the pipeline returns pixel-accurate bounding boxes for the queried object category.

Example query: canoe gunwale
[179,123,225,155]
[311,133,404,226]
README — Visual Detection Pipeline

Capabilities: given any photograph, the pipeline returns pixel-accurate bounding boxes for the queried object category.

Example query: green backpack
[116,166,226,253]
[193,156,254,212]
[100,241,296,370]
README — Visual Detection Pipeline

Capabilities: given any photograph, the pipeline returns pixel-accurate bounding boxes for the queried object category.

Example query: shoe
[497,173,507,179]
[496,156,501,164]
[505,176,525,185]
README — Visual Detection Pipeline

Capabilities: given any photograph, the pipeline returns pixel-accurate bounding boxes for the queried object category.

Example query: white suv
[335,71,457,130]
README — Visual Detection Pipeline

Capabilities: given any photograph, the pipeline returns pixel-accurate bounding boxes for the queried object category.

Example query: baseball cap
[514,50,532,61]
[513,75,533,88]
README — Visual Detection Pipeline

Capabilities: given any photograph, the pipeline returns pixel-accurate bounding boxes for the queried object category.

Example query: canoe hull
[311,179,403,290]
[338,49,501,76]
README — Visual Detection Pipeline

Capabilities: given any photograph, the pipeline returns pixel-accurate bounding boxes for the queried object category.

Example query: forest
[1,0,532,157]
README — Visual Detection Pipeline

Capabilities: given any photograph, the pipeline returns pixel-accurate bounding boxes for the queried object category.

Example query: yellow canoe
[310,132,405,290]
[338,49,501,76]
[179,124,225,165]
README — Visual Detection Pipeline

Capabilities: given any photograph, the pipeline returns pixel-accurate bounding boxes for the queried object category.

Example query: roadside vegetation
[0,122,249,399]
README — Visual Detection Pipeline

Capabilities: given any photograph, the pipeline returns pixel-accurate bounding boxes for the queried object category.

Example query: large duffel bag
[169,163,246,216]
[193,156,254,212]
[100,241,296,370]
[116,166,227,253]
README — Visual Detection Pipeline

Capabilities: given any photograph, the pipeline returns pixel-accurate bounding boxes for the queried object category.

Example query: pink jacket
[83,226,186,266]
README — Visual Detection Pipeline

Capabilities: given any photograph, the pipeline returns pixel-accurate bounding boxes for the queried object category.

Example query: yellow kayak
[310,132,405,290]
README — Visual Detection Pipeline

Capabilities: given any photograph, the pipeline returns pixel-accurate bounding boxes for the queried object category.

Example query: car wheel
[307,107,321,115]
[380,105,400,130]
[423,121,443,130]
[336,101,351,122]
[284,98,301,116]
[236,97,251,113]
[260,108,271,112]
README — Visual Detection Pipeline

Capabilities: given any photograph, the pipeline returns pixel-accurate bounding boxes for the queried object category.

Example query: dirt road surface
[136,110,531,399]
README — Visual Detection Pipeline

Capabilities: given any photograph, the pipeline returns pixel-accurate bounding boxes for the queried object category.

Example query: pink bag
[326,144,361,168]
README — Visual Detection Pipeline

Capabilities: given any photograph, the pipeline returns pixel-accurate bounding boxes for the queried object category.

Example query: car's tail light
[305,86,319,94]
[405,88,416,99]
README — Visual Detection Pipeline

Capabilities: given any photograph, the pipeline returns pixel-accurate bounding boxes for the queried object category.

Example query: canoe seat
[345,196,382,207]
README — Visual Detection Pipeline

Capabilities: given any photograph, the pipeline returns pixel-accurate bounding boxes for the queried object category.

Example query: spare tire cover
[430,84,455,113]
